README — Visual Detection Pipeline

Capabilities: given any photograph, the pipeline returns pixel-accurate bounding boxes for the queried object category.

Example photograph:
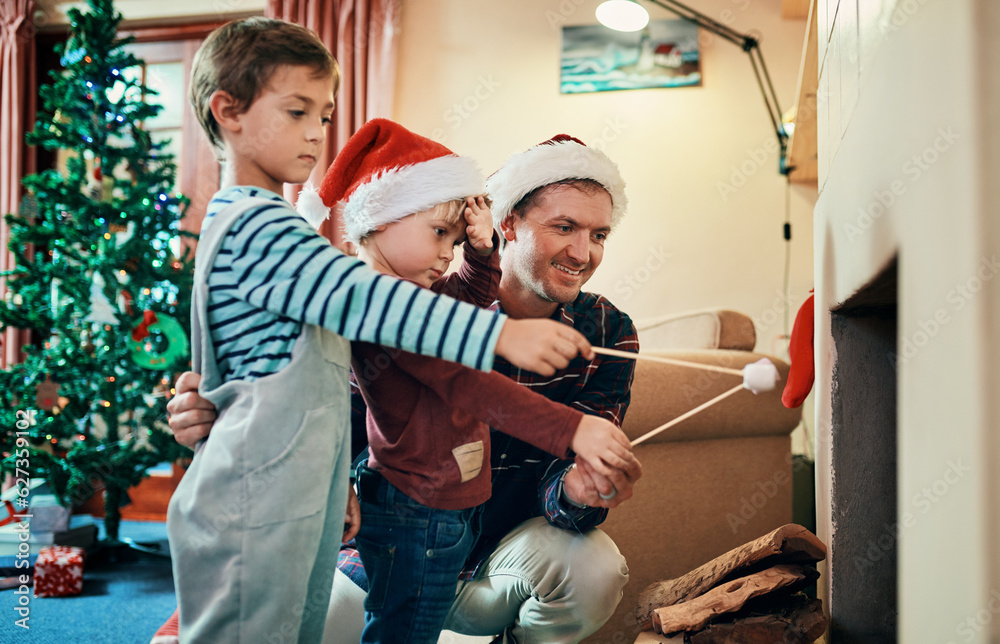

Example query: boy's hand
[343,486,361,543]
[166,371,216,449]
[564,456,642,509]
[569,415,639,484]
[464,196,494,255]
[495,318,593,376]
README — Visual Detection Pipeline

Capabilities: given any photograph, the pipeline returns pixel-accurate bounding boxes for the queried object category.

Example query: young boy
[167,18,598,644]
[300,118,637,643]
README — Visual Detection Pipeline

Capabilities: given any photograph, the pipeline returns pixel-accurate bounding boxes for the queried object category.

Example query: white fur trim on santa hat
[341,155,483,245]
[296,183,330,230]
[486,139,627,230]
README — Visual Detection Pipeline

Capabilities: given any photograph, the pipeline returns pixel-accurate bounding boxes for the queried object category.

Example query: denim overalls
[168,198,352,643]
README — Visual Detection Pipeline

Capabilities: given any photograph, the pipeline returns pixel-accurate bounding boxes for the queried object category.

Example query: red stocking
[782,292,815,408]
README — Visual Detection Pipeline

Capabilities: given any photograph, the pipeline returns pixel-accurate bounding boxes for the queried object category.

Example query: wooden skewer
[630,383,745,447]
[591,346,744,377]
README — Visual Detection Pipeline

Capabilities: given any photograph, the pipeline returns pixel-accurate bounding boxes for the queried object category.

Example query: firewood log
[636,523,826,629]
[652,564,812,635]
[685,595,827,644]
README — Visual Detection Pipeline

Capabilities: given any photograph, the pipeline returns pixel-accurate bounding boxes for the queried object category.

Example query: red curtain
[0,0,36,368]
[267,0,401,251]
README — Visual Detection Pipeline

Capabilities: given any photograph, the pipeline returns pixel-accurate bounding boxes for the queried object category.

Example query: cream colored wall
[393,0,815,363]
[816,0,1000,641]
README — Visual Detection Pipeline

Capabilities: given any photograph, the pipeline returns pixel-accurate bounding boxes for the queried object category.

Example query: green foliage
[0,0,195,540]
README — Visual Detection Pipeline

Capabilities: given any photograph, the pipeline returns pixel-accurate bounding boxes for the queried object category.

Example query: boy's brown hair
[189,17,340,151]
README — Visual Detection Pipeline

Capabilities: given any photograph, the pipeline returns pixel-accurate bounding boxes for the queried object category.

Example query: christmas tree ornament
[110,221,134,246]
[118,289,134,315]
[36,375,62,410]
[51,278,70,316]
[84,273,119,325]
[130,311,188,370]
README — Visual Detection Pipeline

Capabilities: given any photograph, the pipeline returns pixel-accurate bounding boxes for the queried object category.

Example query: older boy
[169,19,594,644]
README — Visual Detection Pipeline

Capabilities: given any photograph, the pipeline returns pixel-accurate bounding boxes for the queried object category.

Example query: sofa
[584,309,802,644]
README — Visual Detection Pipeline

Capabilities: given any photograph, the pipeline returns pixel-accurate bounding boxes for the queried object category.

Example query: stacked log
[635,524,828,643]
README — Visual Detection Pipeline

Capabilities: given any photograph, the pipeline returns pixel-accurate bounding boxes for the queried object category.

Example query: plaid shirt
[338,290,638,586]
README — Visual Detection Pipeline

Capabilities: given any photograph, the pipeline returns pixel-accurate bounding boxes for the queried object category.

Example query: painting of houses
[560,19,701,94]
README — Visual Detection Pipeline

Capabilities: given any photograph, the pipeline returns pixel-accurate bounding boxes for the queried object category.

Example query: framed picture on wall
[560,19,701,94]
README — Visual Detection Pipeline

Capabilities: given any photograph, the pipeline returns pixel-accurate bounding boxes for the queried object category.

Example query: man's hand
[166,371,216,449]
[564,457,642,509]
[343,486,361,543]
[464,196,495,255]
[569,414,639,483]
[495,318,594,376]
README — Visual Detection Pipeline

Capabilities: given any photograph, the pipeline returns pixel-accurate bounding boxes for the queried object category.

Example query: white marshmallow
[742,358,780,394]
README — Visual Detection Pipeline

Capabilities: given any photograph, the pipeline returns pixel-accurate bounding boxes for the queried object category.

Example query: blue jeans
[355,464,480,644]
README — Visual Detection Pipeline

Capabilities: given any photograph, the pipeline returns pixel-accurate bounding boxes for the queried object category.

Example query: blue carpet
[0,519,175,644]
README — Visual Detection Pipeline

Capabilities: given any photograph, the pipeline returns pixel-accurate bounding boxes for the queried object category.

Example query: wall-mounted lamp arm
[643,0,793,174]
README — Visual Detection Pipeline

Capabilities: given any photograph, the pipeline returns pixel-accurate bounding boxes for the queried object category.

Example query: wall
[393,0,815,365]
[815,0,1000,641]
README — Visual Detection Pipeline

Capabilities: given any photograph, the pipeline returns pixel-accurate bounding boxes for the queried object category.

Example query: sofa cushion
[635,310,756,352]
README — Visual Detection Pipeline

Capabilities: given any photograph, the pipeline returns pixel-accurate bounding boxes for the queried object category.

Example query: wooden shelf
[787,0,818,185]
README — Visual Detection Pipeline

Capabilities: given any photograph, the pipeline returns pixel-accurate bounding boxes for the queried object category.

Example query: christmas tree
[0,0,194,542]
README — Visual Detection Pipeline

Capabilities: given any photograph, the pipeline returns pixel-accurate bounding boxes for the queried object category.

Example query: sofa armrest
[621,350,801,445]
[635,309,757,352]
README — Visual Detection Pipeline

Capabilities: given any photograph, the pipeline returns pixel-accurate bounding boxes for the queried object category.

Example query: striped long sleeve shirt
[203,186,504,381]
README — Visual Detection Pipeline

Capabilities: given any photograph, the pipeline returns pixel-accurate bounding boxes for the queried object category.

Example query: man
[164,134,641,644]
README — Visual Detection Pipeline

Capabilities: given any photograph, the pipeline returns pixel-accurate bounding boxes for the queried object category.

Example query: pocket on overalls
[245,401,340,528]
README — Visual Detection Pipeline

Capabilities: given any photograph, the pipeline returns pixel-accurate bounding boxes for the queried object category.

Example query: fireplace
[827,258,897,642]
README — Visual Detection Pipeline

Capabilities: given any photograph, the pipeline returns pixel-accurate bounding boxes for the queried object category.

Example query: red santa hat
[297,118,483,244]
[485,134,628,231]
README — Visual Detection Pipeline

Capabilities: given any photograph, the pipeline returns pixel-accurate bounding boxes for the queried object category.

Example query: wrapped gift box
[33,545,85,597]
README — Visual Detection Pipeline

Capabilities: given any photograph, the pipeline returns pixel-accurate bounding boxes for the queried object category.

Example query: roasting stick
[588,347,780,447]
[629,383,745,447]
[590,346,744,377]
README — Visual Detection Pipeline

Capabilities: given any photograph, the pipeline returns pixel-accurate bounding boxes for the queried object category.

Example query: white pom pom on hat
[296,183,330,230]
[300,118,484,245]
[485,134,628,231]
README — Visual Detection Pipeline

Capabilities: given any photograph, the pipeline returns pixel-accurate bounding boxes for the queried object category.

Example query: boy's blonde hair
[189,17,340,151]
[357,199,468,245]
